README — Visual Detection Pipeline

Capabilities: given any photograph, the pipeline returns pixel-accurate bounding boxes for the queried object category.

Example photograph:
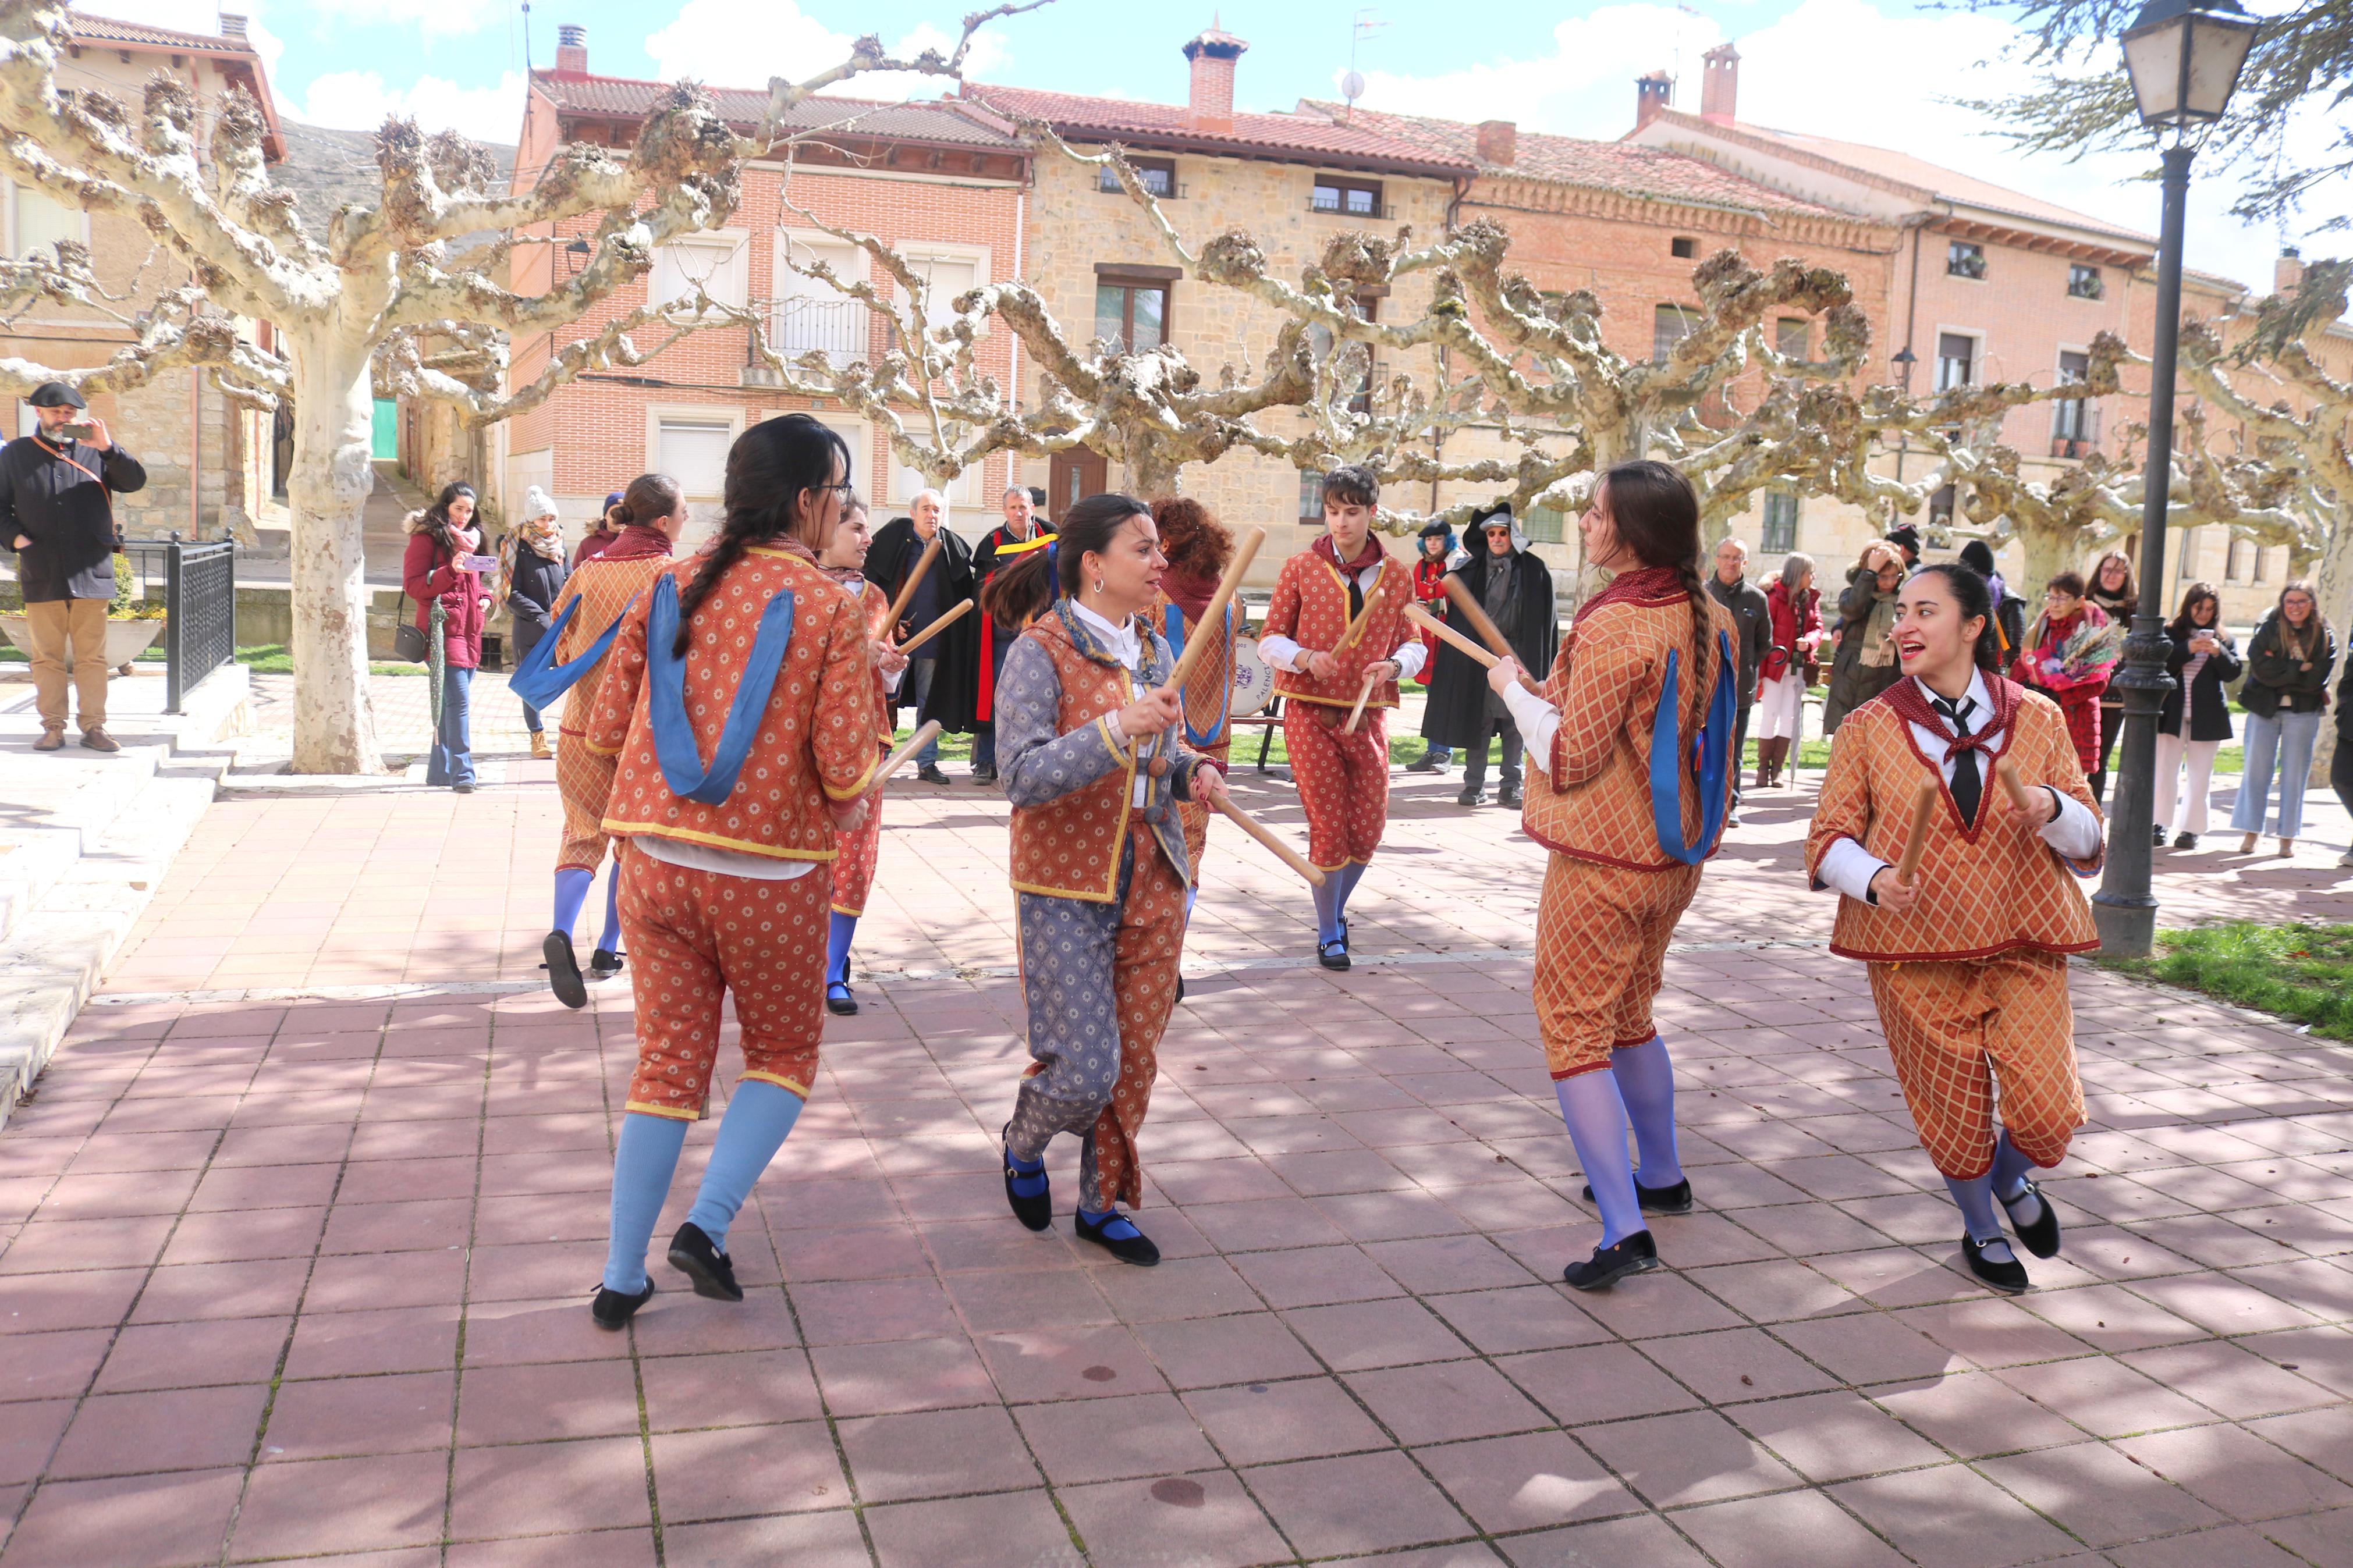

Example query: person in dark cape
[1422,503,1558,808]
[867,490,982,782]
[968,485,1057,782]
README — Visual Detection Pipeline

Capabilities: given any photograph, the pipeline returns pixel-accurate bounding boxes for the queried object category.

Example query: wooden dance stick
[1215,796,1326,887]
[1163,526,1264,693]
[1993,756,2042,819]
[1435,575,1545,694]
[876,534,942,638]
[1342,668,1380,734]
[876,721,943,783]
[1895,776,1939,887]
[1405,602,1496,667]
[896,598,971,656]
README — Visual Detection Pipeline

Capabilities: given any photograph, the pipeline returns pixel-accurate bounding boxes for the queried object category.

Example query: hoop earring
[1090,576,1106,598]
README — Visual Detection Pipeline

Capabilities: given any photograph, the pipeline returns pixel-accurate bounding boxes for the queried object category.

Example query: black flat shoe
[826,982,859,1016]
[1563,1229,1660,1290]
[1174,975,1186,1005]
[545,931,588,1010]
[2173,831,2198,850]
[1317,939,1350,972]
[1960,1233,2030,1294]
[590,948,624,980]
[1581,1177,1694,1215]
[2001,1178,2061,1258]
[1497,784,1522,809]
[916,764,951,785]
[970,763,998,783]
[1457,787,1482,806]
[2153,823,2171,847]
[666,1221,744,1302]
[1076,1210,1160,1266]
[591,1278,655,1329]
[1004,1128,1051,1232]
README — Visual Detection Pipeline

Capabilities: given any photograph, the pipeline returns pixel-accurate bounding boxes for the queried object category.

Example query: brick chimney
[1183,23,1247,133]
[217,12,247,41]
[1635,69,1672,130]
[1475,119,1517,166]
[555,23,588,78]
[2276,246,2305,296]
[1699,42,1739,125]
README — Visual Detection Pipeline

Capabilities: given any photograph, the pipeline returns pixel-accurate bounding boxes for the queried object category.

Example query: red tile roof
[1297,101,1852,222]
[958,83,1475,178]
[66,12,258,54]
[531,74,1024,150]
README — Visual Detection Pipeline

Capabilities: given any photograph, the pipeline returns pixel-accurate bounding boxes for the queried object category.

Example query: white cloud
[294,68,526,145]
[645,0,1011,100]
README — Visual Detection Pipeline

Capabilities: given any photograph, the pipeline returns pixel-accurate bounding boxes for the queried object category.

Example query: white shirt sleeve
[2040,788,2104,861]
[1817,837,1889,902]
[1258,632,1305,672]
[1502,682,1559,776]
[1392,638,1426,681]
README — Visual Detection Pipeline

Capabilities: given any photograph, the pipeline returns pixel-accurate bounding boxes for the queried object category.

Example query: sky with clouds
[76,0,2343,293]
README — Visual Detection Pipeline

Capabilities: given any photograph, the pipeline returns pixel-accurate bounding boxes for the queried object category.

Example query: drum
[1230,637,1276,716]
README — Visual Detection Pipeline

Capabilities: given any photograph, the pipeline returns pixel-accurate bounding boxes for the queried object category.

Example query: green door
[371,398,399,460]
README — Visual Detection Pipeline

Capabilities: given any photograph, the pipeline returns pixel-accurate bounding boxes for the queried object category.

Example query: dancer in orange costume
[1148,495,1237,938]
[535,474,686,1007]
[1257,465,1424,969]
[813,493,907,1017]
[1807,563,2104,1293]
[983,495,1230,1267]
[1485,462,1736,1290]
[582,414,883,1328]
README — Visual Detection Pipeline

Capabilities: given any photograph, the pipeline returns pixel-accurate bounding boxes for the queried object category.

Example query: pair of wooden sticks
[1891,756,2043,886]
[1400,578,1544,695]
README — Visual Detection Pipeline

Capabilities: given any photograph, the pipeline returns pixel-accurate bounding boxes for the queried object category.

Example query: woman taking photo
[1822,541,1905,734]
[2233,579,2337,857]
[2010,571,2118,786]
[2084,551,2137,802]
[401,481,493,792]
[2155,582,2240,851]
[1486,461,1736,1290]
[503,485,570,760]
[986,493,1229,1267]
[1756,552,1820,788]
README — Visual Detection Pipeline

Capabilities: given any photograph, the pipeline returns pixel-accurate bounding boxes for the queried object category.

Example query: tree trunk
[2305,503,2352,789]
[2015,519,2078,603]
[285,327,388,774]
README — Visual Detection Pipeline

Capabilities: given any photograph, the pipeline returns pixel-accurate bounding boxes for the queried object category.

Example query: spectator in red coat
[400,481,493,792]
[1755,553,1820,790]
[1404,518,1457,773]
[2010,571,2116,778]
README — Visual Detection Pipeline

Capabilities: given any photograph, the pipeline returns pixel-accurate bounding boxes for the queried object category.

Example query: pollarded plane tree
[0,0,1038,773]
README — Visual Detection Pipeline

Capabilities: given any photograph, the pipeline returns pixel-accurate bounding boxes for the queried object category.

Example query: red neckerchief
[1579,565,1687,615]
[1161,568,1219,627]
[769,536,819,566]
[819,563,867,593]
[1311,532,1387,575]
[1880,672,2024,761]
[596,525,673,562]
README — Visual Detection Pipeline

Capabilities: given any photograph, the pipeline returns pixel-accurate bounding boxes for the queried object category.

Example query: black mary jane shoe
[545,930,589,1010]
[1003,1128,1052,1232]
[591,1278,655,1329]
[1960,1233,2031,1295]
[826,982,860,1017]
[1563,1229,1660,1291]
[2001,1178,2062,1259]
[1075,1210,1160,1267]
[1174,975,1186,1005]
[666,1221,744,1302]
[1317,938,1351,972]
[590,947,625,981]
[2173,831,2198,851]
[1581,1176,1694,1215]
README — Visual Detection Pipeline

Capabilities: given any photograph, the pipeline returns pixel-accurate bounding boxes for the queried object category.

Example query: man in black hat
[1885,523,1922,573]
[2,382,146,751]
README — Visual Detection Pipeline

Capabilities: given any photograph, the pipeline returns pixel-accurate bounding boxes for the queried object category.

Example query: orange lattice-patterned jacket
[1520,570,1736,872]
[1152,585,1236,748]
[585,543,881,862]
[1262,544,1414,711]
[1805,677,2102,962]
[548,529,674,739]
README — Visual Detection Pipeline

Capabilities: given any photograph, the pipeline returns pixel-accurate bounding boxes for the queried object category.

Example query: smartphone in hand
[58,422,95,440]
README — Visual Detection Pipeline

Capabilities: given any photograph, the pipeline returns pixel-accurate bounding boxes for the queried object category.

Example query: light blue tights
[601,1082,807,1293]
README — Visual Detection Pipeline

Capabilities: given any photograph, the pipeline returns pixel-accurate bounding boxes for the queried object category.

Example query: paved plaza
[2,739,2351,1567]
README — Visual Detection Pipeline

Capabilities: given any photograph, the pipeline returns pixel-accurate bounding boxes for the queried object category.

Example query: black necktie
[1346,568,1365,623]
[1935,695,1981,824]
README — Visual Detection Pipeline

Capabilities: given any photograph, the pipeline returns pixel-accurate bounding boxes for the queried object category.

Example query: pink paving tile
[1674,1488,1910,1568]
[1829,1463,2080,1568]
[1087,1253,1257,1325]
[2021,1281,2209,1352]
[645,1422,851,1521]
[1499,1510,1709,1568]
[1863,1367,2088,1458]
[0,1214,177,1276]
[185,1161,343,1211]
[1975,1440,2227,1545]
[1,1467,244,1568]
[31,1169,201,1221]
[0,1398,74,1485]
[1496,1342,1699,1427]
[467,1191,609,1248]
[262,1370,456,1460]
[335,1155,481,1206]
[942,1265,1117,1333]
[1057,1469,1293,1568]
[1312,1187,1471,1243]
[1411,1430,1640,1534]
[808,1335,996,1417]
[442,1531,659,1568]
[2123,1339,2344,1421]
[661,1512,868,1568]
[1637,1326,1841,1405]
[1185,1375,1389,1464]
[1893,1295,2095,1369]
[2133,1271,2326,1336]
[2246,1407,2353,1484]
[460,1296,631,1368]
[1131,1313,1322,1391]
[2122,1420,2353,1521]
[1346,1359,1552,1445]
[1012,1391,1223,1486]
[448,1435,652,1538]
[466,1240,609,1304]
[1574,1409,1805,1507]
[1991,1354,2223,1439]
[284,1302,462,1379]
[0,1327,112,1402]
[784,1277,963,1347]
[158,1204,329,1266]
[1242,1449,1474,1558]
[835,1405,1039,1502]
[232,1449,454,1559]
[1528,1267,1746,1339]
[1228,1244,1406,1309]
[347,1118,484,1162]
[863,1488,1074,1568]
[1733,1390,1949,1482]
[320,1197,475,1254]
[638,1349,824,1432]
[2108,1524,2317,1568]
[62,1129,222,1175]
[300,1247,469,1314]
[623,1289,802,1357]
[976,1324,1166,1403]
[264,1551,446,1568]
[47,1382,271,1478]
[1282,1296,1471,1372]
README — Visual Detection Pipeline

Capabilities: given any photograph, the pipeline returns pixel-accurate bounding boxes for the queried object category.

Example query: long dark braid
[670,414,851,657]
[1598,460,1716,719]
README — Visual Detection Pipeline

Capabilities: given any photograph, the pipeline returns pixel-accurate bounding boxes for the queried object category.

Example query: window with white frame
[775,233,866,365]
[657,417,734,499]
[6,182,84,259]
[650,232,747,315]
[1936,332,1976,392]
[898,251,984,344]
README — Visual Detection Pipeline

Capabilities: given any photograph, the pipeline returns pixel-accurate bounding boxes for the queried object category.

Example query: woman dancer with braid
[1485,461,1736,1289]
[814,492,907,1016]
[582,414,883,1326]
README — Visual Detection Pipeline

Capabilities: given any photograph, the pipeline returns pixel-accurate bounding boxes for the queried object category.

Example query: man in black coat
[1705,536,1772,824]
[2,382,147,752]
[866,490,981,784]
[1422,504,1557,808]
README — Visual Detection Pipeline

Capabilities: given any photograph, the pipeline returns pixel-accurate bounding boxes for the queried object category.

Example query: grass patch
[2104,921,2353,1041]
[234,643,425,677]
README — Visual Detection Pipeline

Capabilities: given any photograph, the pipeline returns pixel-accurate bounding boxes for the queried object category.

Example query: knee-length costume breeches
[1004,831,1186,1210]
[1866,948,2083,1179]
[618,842,832,1118]
[1534,855,1705,1080]
[832,797,882,918]
[556,737,620,874]
[1283,703,1388,872]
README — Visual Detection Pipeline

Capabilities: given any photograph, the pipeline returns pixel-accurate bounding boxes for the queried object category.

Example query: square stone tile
[837,1405,1038,1503]
[286,1303,463,1378]
[789,1277,961,1347]
[261,1370,454,1461]
[1362,1233,1536,1294]
[638,1347,824,1432]
[809,1336,995,1417]
[234,1450,454,1558]
[1424,1286,1610,1356]
[1499,1510,1709,1567]
[1186,1375,1388,1464]
[1976,1440,2227,1545]
[4,1468,245,1568]
[1229,1245,1406,1309]
[2122,1339,2344,1421]
[2123,1421,2353,1521]
[1056,1469,1291,1568]
[1575,1409,1803,1507]
[1829,1462,2079,1568]
[1412,1430,1639,1534]
[2246,1407,2353,1484]
[1638,1327,1840,1405]
[864,1488,1074,1568]
[1346,1359,1552,1445]
[1243,1449,1472,1558]
[1498,1342,1699,1427]
[456,1358,641,1446]
[976,1325,1166,1403]
[449,1437,653,1538]
[1990,1354,2221,1439]
[1671,1488,1908,1568]
[663,1511,869,1568]
[1894,1296,2092,1368]
[2023,1282,2208,1351]
[1133,1313,1320,1391]
[1732,1390,1947,1482]
[93,1315,292,1393]
[1283,1296,1469,1373]
[1864,1368,2086,1458]
[1013,1391,1222,1486]
[444,1531,661,1567]
[49,1383,272,1478]
[2106,1524,2317,1568]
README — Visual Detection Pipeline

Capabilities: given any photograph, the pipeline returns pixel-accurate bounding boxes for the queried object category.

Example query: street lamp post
[2091,0,2259,958]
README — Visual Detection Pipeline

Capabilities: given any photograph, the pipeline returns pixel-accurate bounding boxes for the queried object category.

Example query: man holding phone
[2,382,147,752]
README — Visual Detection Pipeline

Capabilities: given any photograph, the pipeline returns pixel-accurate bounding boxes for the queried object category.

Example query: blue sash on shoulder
[507,594,637,713]
[1162,602,1232,747]
[645,573,796,806]
[1649,628,1737,865]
